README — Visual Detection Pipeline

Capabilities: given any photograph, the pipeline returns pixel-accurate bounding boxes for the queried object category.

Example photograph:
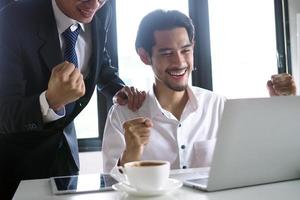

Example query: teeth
[169,69,186,76]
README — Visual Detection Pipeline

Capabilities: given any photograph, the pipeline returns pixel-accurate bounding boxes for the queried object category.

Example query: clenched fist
[46,61,85,111]
[120,117,153,165]
[267,73,296,96]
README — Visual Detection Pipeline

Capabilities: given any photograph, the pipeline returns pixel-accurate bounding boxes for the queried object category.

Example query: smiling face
[55,0,106,23]
[150,27,194,92]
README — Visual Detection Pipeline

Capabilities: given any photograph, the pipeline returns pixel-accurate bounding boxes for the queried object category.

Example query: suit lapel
[37,1,62,72]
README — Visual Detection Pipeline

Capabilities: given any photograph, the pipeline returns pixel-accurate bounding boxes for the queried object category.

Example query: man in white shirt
[102,9,225,172]
[102,9,297,173]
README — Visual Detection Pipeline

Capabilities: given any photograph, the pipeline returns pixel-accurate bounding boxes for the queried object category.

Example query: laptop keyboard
[188,177,208,185]
[170,168,209,181]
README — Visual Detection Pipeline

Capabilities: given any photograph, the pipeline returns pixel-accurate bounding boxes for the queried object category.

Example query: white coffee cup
[111,160,170,191]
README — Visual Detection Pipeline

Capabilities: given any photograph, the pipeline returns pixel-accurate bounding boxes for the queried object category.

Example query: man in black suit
[0,0,145,199]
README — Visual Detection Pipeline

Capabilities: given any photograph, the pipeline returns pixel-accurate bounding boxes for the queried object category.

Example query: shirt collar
[186,86,199,111]
[146,85,199,120]
[147,85,165,119]
[51,0,85,34]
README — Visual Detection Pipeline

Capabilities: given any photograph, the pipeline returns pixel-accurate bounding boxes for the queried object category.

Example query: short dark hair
[135,9,195,57]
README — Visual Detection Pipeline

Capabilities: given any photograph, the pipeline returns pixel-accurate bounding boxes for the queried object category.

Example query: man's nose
[172,52,185,65]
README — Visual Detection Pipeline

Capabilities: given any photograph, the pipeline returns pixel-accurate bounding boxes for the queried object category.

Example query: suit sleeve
[95,2,125,99]
[97,48,125,99]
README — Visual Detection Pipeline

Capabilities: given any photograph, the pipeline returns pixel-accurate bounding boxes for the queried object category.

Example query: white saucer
[112,178,182,197]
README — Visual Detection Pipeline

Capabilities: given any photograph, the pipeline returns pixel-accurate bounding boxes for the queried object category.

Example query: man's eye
[182,49,191,53]
[161,52,173,56]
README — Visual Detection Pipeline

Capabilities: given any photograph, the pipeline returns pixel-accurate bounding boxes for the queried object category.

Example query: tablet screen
[50,173,118,194]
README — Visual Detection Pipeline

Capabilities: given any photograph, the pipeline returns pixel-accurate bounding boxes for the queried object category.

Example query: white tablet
[50,173,118,195]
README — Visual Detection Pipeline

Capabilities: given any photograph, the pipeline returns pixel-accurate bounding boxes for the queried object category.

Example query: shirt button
[182,166,187,169]
[181,145,186,149]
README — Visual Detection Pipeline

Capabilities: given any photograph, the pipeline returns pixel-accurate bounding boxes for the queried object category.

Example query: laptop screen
[206,96,300,191]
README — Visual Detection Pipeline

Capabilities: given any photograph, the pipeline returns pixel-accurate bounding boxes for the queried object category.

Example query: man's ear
[137,48,151,65]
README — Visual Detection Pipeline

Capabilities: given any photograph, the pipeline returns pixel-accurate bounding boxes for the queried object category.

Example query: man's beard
[165,81,188,92]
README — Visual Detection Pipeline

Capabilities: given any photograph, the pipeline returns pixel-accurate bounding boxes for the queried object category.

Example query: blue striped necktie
[62,25,81,67]
[62,25,81,116]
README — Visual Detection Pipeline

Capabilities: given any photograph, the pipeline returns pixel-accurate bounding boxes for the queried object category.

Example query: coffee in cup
[130,161,166,167]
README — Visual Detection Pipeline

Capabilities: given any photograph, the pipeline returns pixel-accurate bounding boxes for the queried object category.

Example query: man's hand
[267,73,296,96]
[113,86,146,112]
[45,61,85,111]
[120,117,153,165]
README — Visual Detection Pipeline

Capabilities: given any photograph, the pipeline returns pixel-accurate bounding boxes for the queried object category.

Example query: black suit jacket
[0,0,124,180]
[0,0,12,9]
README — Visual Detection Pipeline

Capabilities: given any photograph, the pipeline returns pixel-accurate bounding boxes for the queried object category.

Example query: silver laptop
[184,96,300,191]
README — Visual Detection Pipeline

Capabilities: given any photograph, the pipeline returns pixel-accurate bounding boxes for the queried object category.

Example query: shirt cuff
[39,91,65,123]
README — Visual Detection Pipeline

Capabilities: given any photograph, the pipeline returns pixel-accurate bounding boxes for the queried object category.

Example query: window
[75,88,98,139]
[75,88,101,152]
[208,0,278,98]
[116,0,282,98]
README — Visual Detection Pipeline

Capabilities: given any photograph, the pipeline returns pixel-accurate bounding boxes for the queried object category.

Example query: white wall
[288,0,300,94]
[79,151,103,174]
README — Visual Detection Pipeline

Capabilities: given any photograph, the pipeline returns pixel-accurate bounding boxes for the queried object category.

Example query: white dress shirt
[102,86,226,172]
[39,0,92,123]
